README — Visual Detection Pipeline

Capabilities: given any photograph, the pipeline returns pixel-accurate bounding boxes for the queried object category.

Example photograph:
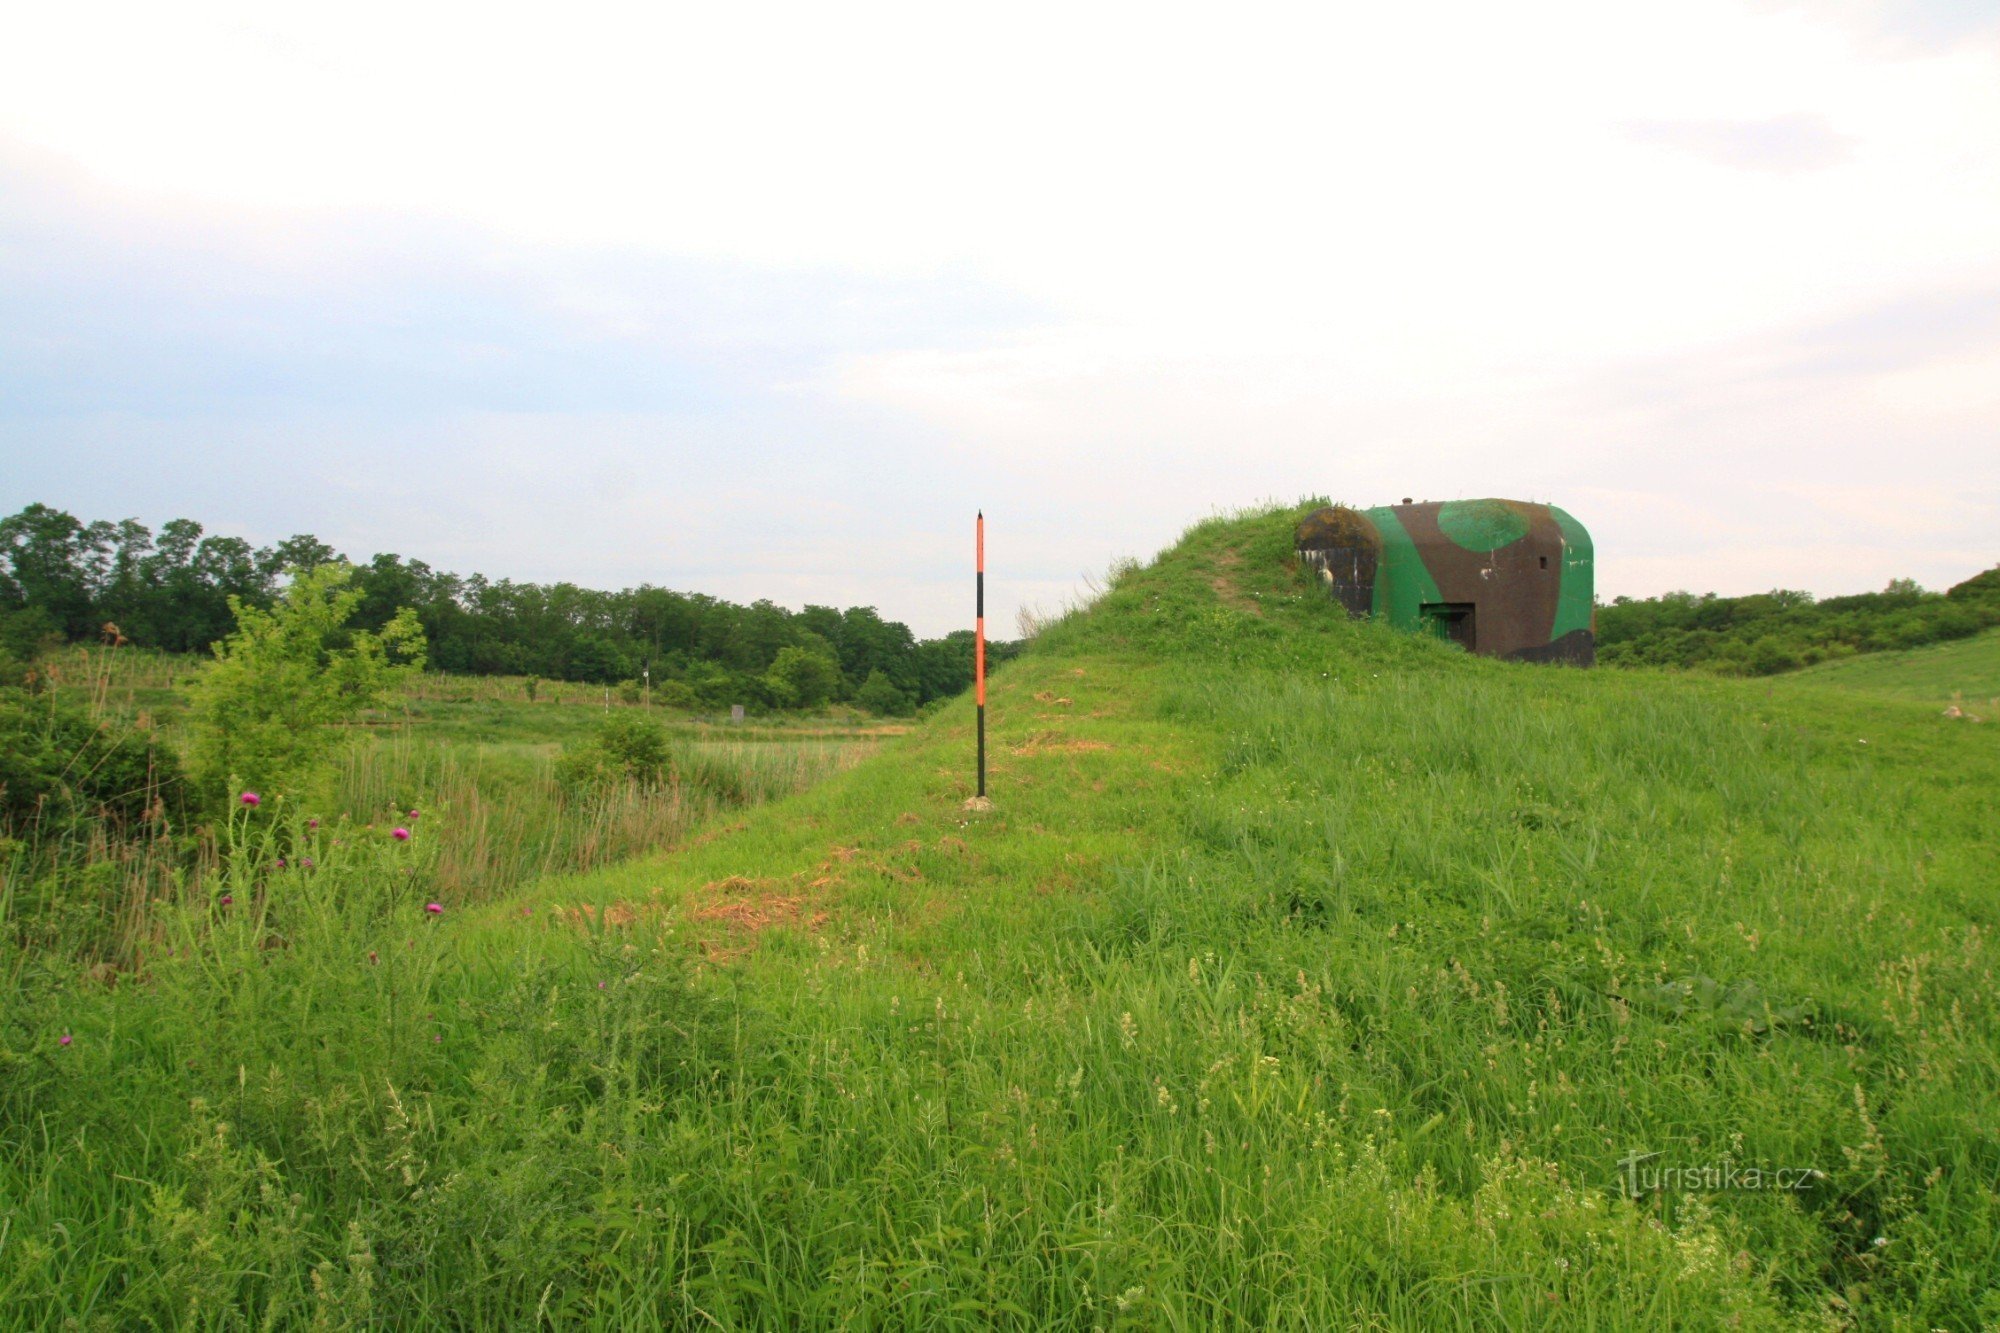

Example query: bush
[0,688,189,842]
[187,564,426,807]
[1598,568,2000,677]
[651,679,698,711]
[553,713,678,795]
[855,668,914,716]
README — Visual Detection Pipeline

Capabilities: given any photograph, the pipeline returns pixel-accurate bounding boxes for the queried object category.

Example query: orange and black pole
[975,511,987,797]
[975,510,986,799]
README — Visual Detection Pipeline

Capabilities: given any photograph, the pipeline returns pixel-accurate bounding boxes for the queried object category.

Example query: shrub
[554,712,678,795]
[651,679,698,711]
[855,668,914,716]
[0,688,189,842]
[186,564,426,807]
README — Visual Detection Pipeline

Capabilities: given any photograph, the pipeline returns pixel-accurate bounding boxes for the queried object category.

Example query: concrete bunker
[1296,498,1595,665]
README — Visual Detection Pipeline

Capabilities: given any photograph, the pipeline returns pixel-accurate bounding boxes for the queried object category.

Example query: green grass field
[21,646,899,964]
[5,505,1998,1328]
[1777,628,2000,709]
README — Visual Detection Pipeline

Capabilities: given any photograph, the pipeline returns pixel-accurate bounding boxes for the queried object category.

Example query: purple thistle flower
[240,791,261,807]
[59,1033,72,1047]
[301,857,314,868]
[220,893,234,907]
[307,818,319,830]
[424,902,444,915]
[276,858,287,869]
[392,827,411,841]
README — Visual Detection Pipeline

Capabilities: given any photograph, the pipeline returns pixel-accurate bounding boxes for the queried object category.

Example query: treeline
[0,503,1016,712]
[1597,566,2000,675]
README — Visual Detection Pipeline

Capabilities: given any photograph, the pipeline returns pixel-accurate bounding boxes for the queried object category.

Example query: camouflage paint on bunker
[1297,498,1595,665]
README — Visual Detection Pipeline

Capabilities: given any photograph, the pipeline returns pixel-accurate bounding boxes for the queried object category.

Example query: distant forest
[0,503,1016,712]
[1597,566,2000,675]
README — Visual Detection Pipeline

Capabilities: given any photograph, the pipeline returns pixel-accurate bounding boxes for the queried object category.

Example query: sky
[2,0,1996,637]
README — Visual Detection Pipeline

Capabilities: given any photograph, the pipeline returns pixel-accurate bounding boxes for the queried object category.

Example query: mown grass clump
[4,504,1997,1327]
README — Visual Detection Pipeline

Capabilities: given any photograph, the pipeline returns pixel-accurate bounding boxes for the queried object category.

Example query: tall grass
[4,505,1996,1326]
[4,656,883,970]
[330,732,875,904]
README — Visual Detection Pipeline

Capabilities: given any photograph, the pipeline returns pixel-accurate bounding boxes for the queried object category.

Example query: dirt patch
[1010,729,1115,757]
[559,899,656,931]
[1207,546,1263,615]
[688,875,829,956]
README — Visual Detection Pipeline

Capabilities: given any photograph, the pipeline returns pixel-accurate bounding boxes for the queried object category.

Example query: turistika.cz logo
[1616,1151,1824,1197]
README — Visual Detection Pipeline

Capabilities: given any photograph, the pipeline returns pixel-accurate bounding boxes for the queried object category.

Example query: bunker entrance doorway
[1419,602,1477,651]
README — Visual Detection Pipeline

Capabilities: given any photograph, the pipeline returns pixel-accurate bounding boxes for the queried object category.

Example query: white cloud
[1,0,1996,630]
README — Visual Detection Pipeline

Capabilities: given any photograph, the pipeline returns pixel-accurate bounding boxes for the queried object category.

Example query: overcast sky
[3,1,1996,636]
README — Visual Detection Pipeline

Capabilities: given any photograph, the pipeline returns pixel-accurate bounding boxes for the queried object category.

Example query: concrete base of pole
[961,796,995,814]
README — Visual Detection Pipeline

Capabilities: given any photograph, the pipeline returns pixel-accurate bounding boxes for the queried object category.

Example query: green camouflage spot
[1550,505,1594,640]
[1436,498,1530,553]
[1365,507,1444,630]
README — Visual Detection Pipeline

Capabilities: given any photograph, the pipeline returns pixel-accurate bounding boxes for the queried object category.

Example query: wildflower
[368,950,378,964]
[220,894,234,907]
[301,857,314,868]
[424,902,444,915]
[392,827,411,841]
[59,1033,72,1047]
[307,818,319,830]
[276,858,287,869]
[598,980,606,990]
[240,791,261,806]
[433,1034,442,1044]
[408,808,420,819]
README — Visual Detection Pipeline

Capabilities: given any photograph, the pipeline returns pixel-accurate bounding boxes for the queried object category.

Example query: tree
[186,563,427,805]
[855,668,914,716]
[764,645,841,710]
[0,504,106,638]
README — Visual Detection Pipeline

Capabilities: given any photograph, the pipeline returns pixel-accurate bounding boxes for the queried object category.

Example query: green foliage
[650,678,698,710]
[186,563,426,805]
[0,605,58,687]
[1948,565,2000,604]
[0,688,189,955]
[0,503,1013,709]
[553,711,678,794]
[854,666,914,715]
[1599,568,2000,675]
[762,643,841,710]
[0,689,186,841]
[8,505,1998,1325]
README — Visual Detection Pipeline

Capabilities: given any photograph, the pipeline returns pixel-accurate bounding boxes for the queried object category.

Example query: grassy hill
[1775,628,2000,708]
[5,505,1998,1328]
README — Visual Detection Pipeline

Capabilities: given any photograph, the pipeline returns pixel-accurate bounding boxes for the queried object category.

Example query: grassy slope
[6,506,1999,1328]
[1775,627,2000,707]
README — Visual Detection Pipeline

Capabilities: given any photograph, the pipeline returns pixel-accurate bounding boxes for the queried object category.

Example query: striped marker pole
[975,510,986,799]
